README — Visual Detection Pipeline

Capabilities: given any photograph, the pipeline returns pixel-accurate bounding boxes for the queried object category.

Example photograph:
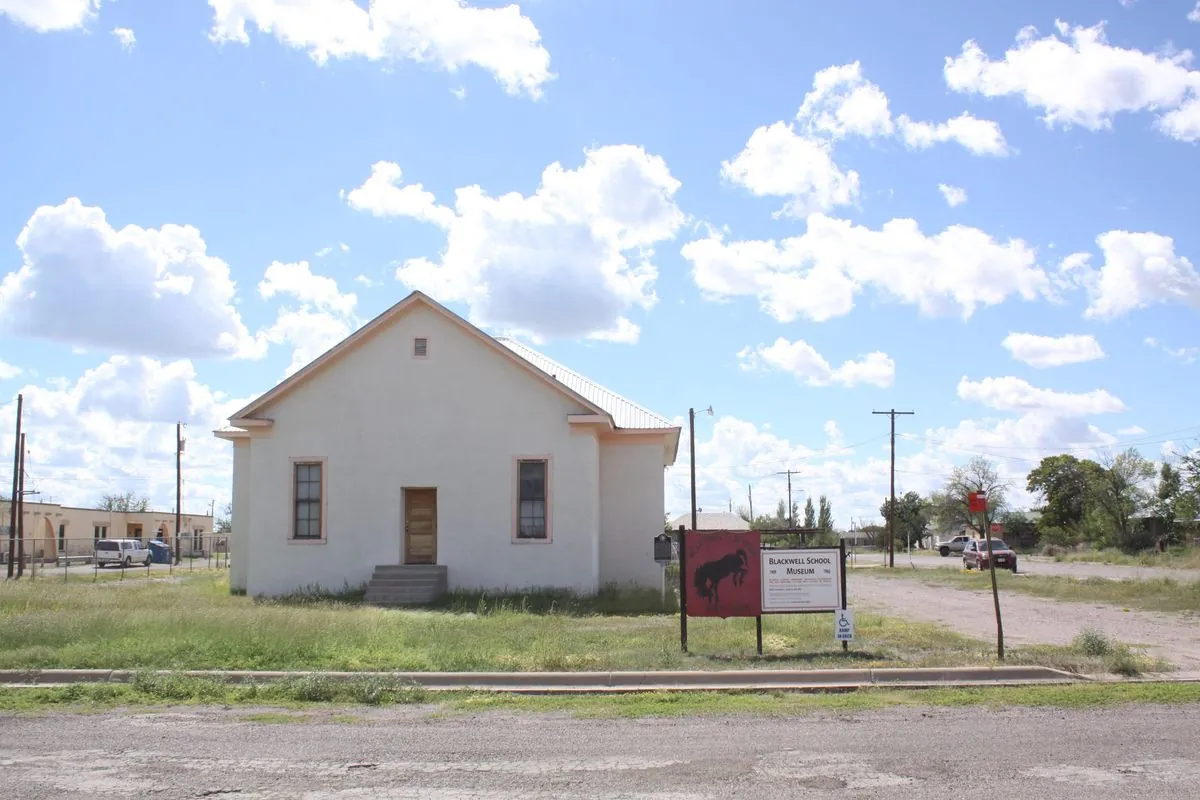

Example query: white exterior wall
[598,440,667,588]
[230,439,251,591]
[241,305,604,597]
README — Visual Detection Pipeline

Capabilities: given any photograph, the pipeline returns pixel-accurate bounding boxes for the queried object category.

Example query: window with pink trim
[516,459,548,539]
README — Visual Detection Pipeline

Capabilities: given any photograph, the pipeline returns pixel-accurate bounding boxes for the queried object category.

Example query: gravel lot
[869,552,1200,583]
[849,570,1200,667]
[3,703,1199,798]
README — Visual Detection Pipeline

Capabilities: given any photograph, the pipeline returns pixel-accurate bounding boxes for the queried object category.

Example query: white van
[95,538,152,568]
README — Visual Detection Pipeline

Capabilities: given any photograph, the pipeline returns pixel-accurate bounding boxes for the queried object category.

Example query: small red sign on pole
[968,491,987,513]
[990,522,1002,534]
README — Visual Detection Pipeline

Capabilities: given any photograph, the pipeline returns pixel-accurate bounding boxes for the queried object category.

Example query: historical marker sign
[684,530,762,618]
[760,548,842,613]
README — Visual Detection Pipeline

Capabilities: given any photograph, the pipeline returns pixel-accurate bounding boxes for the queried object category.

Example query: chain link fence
[1,533,231,581]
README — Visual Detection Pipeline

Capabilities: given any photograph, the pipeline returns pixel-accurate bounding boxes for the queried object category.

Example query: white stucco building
[215,291,681,599]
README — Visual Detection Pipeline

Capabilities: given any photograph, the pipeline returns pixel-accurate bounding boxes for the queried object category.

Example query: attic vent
[413,337,429,358]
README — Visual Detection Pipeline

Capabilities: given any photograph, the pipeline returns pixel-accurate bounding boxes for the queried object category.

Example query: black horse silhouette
[693,548,749,606]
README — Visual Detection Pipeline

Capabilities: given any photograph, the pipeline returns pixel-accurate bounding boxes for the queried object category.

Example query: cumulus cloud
[207,0,553,98]
[722,62,1008,218]
[682,213,1050,323]
[738,337,895,388]
[255,261,360,377]
[0,356,249,515]
[0,0,99,32]
[938,184,968,207]
[957,375,1126,415]
[342,161,456,228]
[1001,332,1105,368]
[1061,230,1200,320]
[0,198,263,360]
[944,20,1200,142]
[1191,3,1200,23]
[111,25,134,51]
[346,144,685,344]
[0,360,22,380]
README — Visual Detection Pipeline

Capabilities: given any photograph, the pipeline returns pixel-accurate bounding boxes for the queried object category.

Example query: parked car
[937,535,973,557]
[95,538,152,568]
[962,539,1017,573]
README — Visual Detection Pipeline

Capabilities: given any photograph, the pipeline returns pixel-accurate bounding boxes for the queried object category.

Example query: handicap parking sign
[834,608,855,642]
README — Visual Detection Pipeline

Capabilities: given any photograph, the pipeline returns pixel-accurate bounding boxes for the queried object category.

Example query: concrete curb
[0,666,1093,693]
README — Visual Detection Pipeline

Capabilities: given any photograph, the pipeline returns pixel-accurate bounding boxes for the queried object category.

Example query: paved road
[3,703,1199,798]
[854,551,1200,582]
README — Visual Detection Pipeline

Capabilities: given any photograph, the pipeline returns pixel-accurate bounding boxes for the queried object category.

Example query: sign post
[969,491,1004,661]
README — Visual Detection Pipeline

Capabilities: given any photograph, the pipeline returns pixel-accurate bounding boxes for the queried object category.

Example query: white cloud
[342,161,456,228]
[1001,332,1105,368]
[0,0,99,32]
[665,410,1119,528]
[720,122,860,217]
[255,261,360,377]
[451,86,467,100]
[738,337,895,388]
[938,183,968,207]
[1118,425,1147,436]
[1065,230,1200,319]
[111,25,134,51]
[0,356,248,516]
[897,113,1009,155]
[957,375,1126,415]
[339,242,350,252]
[722,62,1007,217]
[944,20,1200,142]
[824,420,844,449]
[315,246,333,257]
[1191,3,1200,23]
[682,213,1050,323]
[258,260,357,317]
[207,0,553,98]
[0,360,21,380]
[1145,336,1200,364]
[354,274,376,288]
[350,144,685,344]
[0,198,263,360]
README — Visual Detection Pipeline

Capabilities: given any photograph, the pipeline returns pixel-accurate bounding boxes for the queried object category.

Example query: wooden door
[404,489,437,565]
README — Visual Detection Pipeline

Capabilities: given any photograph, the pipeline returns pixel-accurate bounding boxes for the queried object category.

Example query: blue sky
[1,0,1198,525]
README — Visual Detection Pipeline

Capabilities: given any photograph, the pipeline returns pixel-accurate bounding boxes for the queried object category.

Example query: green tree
[1026,454,1103,532]
[998,511,1039,550]
[803,496,816,529]
[817,495,833,533]
[216,502,233,534]
[929,457,1007,536]
[1090,448,1155,551]
[99,492,151,512]
[880,491,931,549]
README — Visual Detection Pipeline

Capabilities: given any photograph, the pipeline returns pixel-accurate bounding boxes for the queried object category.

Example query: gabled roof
[221,292,680,464]
[497,338,676,431]
[670,511,751,531]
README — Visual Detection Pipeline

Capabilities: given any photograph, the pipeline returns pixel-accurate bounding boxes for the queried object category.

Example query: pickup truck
[936,535,973,557]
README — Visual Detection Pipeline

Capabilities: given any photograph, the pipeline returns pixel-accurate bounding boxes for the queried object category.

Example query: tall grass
[1047,548,1200,570]
[0,573,1000,672]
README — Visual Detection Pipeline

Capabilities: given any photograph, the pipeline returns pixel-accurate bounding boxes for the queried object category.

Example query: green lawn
[1047,548,1200,570]
[872,566,1200,615]
[3,675,1199,716]
[0,573,1153,676]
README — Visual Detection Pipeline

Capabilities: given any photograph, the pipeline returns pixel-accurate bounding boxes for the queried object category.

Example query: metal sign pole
[678,526,688,653]
[840,538,849,653]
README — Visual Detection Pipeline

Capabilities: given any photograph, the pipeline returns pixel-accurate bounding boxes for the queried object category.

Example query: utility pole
[873,409,914,569]
[7,393,21,578]
[747,484,754,525]
[775,469,801,527]
[175,423,183,566]
[16,432,25,578]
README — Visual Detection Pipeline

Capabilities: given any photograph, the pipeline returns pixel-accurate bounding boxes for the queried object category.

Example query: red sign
[685,530,762,618]
[990,523,1002,534]
[968,491,987,513]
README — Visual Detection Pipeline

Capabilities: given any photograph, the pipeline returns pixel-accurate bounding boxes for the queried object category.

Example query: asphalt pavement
[2,702,1198,798]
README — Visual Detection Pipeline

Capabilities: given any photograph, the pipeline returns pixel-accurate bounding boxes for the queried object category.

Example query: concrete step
[365,563,448,607]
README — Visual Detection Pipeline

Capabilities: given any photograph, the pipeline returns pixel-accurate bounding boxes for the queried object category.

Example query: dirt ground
[849,570,1200,668]
[853,550,1200,582]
